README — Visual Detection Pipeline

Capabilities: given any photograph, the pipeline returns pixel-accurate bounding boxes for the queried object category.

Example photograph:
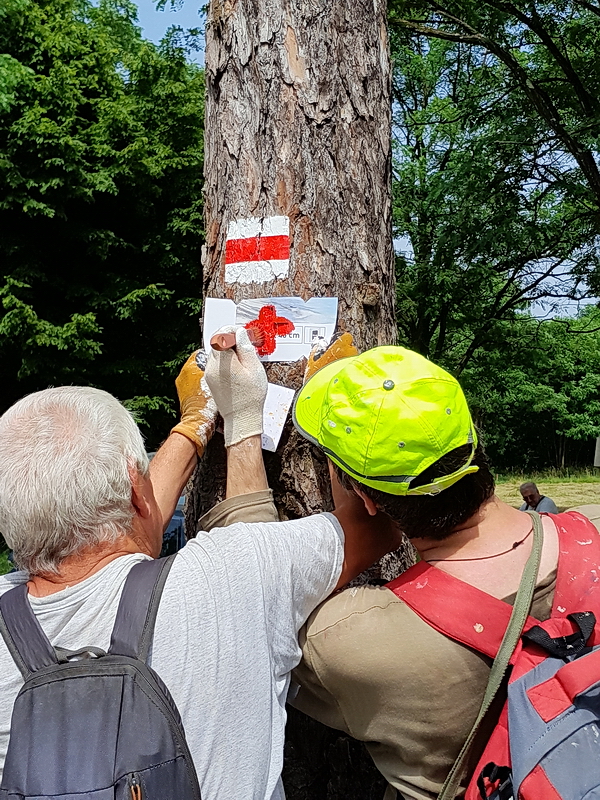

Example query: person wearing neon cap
[287,343,584,799]
[294,344,480,500]
[192,335,597,799]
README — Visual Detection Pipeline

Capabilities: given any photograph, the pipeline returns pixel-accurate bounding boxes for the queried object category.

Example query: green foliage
[495,470,600,484]
[0,0,204,447]
[388,0,600,223]
[0,550,11,577]
[388,1,600,470]
[391,33,599,370]
[462,307,600,470]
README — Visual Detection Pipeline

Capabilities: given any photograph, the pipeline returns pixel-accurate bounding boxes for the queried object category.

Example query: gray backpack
[0,555,201,800]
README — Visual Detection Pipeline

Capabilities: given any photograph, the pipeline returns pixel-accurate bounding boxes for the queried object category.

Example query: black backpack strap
[523,611,596,658]
[109,554,176,661]
[0,584,59,679]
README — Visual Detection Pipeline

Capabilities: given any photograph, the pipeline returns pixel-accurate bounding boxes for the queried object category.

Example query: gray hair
[0,386,149,575]
[519,481,538,493]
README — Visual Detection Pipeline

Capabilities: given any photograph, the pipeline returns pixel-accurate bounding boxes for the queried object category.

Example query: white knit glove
[204,325,268,446]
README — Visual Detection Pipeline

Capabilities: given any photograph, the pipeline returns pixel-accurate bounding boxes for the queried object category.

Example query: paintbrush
[210,327,264,351]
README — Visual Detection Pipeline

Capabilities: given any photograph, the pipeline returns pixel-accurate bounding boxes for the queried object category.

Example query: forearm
[226,435,268,498]
[198,437,275,530]
[149,432,197,531]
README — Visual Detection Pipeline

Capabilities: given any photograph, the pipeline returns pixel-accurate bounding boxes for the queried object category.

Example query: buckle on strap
[522,611,595,659]
[477,763,514,800]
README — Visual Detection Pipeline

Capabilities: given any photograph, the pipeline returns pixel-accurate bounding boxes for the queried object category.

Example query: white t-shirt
[0,514,344,800]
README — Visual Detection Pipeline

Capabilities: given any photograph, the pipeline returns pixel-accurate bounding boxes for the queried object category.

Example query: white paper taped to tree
[262,383,296,451]
[202,296,338,362]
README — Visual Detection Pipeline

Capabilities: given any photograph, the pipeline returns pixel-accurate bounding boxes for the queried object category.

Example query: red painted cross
[245,304,295,356]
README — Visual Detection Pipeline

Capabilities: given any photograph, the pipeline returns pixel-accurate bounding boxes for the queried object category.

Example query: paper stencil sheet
[261,383,296,452]
[202,296,338,362]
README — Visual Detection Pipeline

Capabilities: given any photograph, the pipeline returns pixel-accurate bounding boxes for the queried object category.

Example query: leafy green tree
[388,0,600,221]
[390,32,599,371]
[0,0,204,447]
[387,18,600,470]
[462,307,600,470]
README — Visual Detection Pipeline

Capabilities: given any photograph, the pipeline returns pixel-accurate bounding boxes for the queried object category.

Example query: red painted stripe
[519,764,563,799]
[225,234,290,264]
[527,646,600,722]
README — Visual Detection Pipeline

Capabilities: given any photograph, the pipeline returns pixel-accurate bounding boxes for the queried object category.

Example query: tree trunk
[192,0,399,518]
[187,1,413,797]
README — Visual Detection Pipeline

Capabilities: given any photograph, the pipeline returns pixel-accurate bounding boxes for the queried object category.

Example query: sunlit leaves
[0,0,204,447]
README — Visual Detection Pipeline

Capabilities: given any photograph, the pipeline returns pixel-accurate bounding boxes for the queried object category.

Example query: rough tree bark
[186,0,414,797]
[193,0,399,525]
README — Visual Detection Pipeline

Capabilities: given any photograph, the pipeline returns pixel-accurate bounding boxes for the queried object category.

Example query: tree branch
[395,15,600,207]
[483,0,599,117]
[572,0,600,19]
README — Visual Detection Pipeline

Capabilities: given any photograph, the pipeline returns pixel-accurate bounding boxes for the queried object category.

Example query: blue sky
[134,0,205,61]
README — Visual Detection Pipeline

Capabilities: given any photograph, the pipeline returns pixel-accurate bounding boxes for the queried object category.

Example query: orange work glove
[303,332,358,383]
[171,350,218,456]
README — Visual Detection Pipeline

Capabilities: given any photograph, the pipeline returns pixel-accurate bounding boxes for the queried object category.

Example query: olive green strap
[437,511,543,800]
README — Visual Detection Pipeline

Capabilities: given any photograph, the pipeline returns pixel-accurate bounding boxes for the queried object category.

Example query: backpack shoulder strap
[386,512,543,659]
[387,562,524,659]
[0,584,59,679]
[551,510,600,617]
[109,554,176,662]
[437,511,545,800]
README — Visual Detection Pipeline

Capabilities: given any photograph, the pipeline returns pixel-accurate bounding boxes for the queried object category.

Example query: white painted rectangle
[224,215,290,285]
[226,216,289,241]
[225,259,289,285]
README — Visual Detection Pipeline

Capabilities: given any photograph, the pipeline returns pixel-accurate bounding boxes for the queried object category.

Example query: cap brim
[292,356,357,447]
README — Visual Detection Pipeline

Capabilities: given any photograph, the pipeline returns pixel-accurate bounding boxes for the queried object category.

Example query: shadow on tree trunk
[283,706,387,800]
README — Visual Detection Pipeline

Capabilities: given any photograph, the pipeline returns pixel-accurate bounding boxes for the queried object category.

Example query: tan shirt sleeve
[291,624,352,734]
[197,489,278,531]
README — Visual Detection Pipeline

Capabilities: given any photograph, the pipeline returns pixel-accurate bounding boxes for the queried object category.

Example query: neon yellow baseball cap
[292,346,478,496]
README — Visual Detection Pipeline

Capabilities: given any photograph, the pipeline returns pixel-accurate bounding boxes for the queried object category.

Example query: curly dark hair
[334,443,495,541]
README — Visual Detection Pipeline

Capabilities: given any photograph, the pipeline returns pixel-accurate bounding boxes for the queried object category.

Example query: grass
[495,468,600,484]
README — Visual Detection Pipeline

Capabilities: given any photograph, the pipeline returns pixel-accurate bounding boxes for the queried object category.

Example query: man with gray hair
[0,329,399,799]
[519,481,559,513]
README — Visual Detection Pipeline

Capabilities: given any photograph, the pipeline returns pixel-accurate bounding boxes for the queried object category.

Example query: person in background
[519,481,559,513]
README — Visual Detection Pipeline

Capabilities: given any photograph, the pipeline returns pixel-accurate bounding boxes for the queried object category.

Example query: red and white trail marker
[224,216,290,284]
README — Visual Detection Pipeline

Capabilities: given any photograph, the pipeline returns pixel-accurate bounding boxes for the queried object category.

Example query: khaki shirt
[291,505,600,800]
[198,489,279,529]
[291,573,556,800]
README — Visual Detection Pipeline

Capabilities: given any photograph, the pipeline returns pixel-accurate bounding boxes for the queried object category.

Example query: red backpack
[386,511,600,800]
